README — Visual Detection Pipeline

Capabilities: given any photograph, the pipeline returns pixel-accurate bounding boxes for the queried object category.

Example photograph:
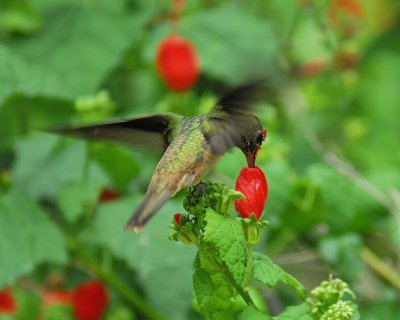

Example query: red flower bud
[72,281,108,320]
[234,166,268,220]
[0,288,17,315]
[173,213,183,226]
[156,35,200,92]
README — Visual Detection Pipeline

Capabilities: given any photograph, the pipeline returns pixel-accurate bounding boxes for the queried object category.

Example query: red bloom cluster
[234,166,268,220]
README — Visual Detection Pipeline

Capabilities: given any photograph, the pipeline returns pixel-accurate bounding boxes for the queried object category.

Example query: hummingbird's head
[238,115,266,168]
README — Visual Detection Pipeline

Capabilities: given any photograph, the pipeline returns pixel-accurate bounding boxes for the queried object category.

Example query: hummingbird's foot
[195,181,206,199]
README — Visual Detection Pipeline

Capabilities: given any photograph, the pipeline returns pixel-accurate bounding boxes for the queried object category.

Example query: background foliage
[0,0,399,319]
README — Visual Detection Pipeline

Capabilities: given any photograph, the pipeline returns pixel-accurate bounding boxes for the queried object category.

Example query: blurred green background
[0,0,399,319]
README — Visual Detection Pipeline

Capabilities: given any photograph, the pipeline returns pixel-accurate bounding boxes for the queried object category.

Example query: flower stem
[67,237,165,320]
[206,249,257,308]
[243,243,254,289]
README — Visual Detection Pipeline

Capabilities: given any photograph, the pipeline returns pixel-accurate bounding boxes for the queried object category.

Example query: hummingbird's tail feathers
[124,188,172,233]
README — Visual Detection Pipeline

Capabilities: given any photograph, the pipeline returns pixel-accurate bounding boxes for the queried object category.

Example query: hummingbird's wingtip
[124,222,142,233]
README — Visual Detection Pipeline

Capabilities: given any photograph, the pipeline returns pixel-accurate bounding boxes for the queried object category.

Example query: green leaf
[0,0,41,36]
[185,4,279,84]
[12,134,87,198]
[14,287,41,320]
[87,197,195,320]
[319,233,363,281]
[253,253,307,300]
[3,1,151,102]
[274,303,313,320]
[307,164,378,233]
[238,306,272,320]
[90,144,140,192]
[57,180,101,223]
[203,208,246,285]
[0,45,67,104]
[0,190,67,287]
[263,159,292,216]
[193,252,236,320]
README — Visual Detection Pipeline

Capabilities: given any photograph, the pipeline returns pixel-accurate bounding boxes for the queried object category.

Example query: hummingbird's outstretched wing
[51,113,183,151]
[213,81,265,114]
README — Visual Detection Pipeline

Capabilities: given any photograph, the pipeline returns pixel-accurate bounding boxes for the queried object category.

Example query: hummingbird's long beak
[246,146,260,168]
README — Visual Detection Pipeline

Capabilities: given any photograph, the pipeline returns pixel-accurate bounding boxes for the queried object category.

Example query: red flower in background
[0,288,17,315]
[72,281,108,320]
[329,0,363,20]
[43,290,72,307]
[99,188,120,202]
[297,61,326,77]
[156,35,200,92]
[234,167,268,220]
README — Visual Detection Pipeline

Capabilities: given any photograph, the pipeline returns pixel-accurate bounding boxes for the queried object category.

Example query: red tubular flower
[72,281,108,320]
[156,35,200,92]
[234,167,268,220]
[0,288,17,315]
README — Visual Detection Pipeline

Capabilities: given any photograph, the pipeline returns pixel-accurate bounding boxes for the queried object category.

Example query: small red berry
[156,35,200,92]
[234,167,268,220]
[0,288,17,315]
[72,281,108,320]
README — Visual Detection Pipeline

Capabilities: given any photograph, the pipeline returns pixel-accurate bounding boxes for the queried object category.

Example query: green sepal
[168,214,199,245]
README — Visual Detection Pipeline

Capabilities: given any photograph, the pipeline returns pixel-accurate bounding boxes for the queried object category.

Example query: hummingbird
[55,83,267,232]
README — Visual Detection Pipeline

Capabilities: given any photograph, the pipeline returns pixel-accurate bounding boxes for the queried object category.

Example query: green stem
[243,243,254,289]
[361,246,400,292]
[67,237,165,320]
[206,250,257,308]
